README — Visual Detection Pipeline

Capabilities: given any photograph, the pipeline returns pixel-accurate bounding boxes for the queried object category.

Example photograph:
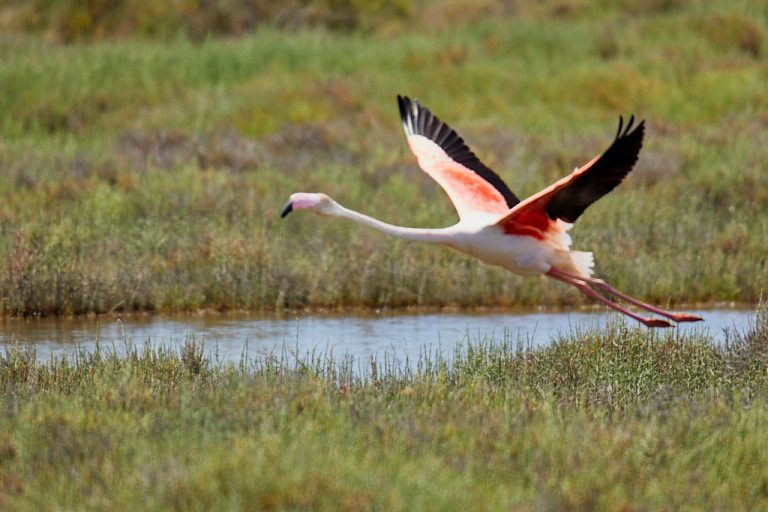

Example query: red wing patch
[500,208,551,240]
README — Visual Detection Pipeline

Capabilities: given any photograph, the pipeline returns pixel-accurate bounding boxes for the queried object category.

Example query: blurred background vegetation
[0,0,766,316]
[6,0,765,44]
[0,0,412,41]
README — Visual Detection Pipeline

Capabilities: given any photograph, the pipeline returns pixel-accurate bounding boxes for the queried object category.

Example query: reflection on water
[0,308,757,364]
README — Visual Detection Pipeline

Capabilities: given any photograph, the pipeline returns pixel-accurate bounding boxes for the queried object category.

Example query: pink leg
[552,269,702,323]
[547,269,672,328]
[589,278,702,323]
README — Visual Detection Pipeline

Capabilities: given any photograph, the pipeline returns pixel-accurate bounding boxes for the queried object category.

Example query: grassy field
[1,1,767,316]
[3,4,768,510]
[0,307,765,509]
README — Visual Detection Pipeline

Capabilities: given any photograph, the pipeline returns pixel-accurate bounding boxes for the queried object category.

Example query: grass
[1,1,767,316]
[0,306,766,509]
[3,5,767,508]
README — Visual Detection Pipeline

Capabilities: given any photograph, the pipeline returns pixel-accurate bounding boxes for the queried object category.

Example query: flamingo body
[281,96,703,328]
[425,219,580,277]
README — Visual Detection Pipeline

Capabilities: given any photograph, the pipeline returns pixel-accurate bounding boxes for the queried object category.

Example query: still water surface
[0,308,756,364]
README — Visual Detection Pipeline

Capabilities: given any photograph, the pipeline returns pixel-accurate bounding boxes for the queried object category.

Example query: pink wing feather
[398,96,519,220]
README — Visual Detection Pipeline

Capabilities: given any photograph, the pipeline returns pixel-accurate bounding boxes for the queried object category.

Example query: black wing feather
[397,95,520,208]
[544,116,644,223]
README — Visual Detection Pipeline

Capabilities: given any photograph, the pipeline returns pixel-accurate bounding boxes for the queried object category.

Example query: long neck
[330,203,454,244]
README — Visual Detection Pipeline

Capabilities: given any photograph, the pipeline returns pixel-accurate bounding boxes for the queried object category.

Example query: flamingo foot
[641,318,674,328]
[669,313,703,323]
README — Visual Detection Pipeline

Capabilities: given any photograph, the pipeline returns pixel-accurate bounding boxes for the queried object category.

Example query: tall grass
[0,308,767,509]
[1,1,767,316]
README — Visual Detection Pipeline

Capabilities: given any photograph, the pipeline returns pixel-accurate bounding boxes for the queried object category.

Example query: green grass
[3,6,768,508]
[1,1,767,315]
[0,306,767,509]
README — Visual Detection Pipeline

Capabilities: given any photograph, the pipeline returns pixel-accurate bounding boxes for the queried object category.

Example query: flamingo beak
[280,200,293,218]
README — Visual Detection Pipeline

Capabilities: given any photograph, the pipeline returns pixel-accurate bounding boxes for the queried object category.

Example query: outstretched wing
[497,116,644,239]
[398,95,519,220]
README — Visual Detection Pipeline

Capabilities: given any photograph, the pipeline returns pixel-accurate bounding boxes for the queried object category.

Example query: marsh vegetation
[1,309,767,509]
[1,0,766,316]
[2,2,768,509]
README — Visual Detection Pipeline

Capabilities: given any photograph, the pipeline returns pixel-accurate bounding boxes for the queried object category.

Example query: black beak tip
[280,201,293,218]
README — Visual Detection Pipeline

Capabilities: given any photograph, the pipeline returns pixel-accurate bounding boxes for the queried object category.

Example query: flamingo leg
[546,269,673,328]
[589,278,702,323]
[550,268,703,323]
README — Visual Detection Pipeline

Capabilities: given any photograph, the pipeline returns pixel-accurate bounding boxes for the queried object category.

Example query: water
[0,308,756,365]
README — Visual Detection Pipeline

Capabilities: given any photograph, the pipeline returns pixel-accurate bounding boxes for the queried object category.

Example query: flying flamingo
[281,95,703,327]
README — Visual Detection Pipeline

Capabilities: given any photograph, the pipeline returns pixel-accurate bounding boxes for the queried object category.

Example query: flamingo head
[280,192,335,218]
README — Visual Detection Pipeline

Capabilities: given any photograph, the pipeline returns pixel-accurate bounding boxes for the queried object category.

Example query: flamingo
[280,95,703,327]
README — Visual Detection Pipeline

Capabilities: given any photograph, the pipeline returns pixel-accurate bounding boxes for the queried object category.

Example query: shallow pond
[0,308,757,365]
